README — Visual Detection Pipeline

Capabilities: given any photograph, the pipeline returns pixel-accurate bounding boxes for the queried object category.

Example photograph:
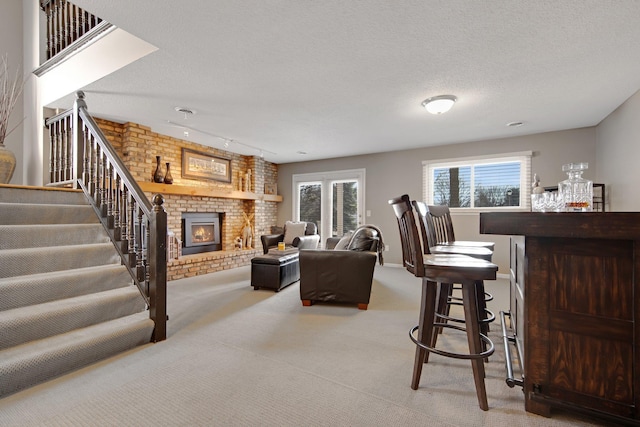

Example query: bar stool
[412,201,495,341]
[389,194,498,410]
[415,204,495,251]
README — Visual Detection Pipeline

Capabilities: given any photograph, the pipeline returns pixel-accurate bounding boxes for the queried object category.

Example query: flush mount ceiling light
[421,95,457,114]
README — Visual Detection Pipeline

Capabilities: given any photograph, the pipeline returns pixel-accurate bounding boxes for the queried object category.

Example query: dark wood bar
[480,212,640,425]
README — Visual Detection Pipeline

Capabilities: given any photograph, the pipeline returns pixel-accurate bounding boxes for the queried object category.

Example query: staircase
[0,185,155,397]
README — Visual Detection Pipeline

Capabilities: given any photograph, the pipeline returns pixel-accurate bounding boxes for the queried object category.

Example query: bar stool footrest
[449,288,494,303]
[410,323,495,360]
[436,308,496,326]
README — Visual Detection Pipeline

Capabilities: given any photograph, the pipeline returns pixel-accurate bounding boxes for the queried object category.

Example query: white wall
[0,0,24,185]
[595,89,640,211]
[23,0,43,186]
[277,127,597,274]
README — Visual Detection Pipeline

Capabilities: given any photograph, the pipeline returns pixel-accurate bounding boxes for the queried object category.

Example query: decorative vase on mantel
[0,143,16,184]
[164,162,173,184]
[153,155,164,183]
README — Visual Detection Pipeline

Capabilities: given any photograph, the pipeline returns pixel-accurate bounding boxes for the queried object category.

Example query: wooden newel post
[149,193,167,342]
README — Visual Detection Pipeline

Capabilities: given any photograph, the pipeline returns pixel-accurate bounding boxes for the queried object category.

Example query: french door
[293,169,365,247]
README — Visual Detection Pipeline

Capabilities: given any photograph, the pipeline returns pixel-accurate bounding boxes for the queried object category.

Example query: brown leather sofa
[261,221,320,254]
[299,225,383,310]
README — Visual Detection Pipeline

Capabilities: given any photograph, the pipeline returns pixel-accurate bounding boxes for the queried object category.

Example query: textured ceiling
[52,0,640,163]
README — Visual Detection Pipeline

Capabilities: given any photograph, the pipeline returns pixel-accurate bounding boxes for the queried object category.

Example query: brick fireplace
[95,119,280,280]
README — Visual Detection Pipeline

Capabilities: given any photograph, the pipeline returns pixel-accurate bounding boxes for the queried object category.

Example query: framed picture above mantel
[181,148,232,183]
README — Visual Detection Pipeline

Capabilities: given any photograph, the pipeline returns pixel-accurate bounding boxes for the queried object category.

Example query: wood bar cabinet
[480,212,640,425]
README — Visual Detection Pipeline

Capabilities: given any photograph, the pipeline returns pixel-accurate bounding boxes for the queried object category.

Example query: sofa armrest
[299,250,377,304]
[261,233,284,254]
[293,234,320,250]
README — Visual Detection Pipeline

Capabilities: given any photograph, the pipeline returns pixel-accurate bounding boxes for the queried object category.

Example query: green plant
[0,54,24,145]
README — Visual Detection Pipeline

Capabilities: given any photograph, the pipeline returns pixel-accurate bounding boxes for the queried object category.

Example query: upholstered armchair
[261,221,320,254]
[299,225,384,310]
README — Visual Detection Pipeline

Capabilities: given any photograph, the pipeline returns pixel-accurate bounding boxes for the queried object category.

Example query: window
[293,169,365,246]
[423,152,532,210]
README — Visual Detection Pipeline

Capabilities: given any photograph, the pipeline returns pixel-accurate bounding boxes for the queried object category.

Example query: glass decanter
[558,162,592,212]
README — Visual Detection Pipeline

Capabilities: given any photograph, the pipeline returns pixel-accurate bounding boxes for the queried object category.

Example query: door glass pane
[299,183,321,232]
[332,181,358,237]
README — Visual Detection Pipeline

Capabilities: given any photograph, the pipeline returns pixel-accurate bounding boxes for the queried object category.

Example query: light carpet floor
[0,265,617,426]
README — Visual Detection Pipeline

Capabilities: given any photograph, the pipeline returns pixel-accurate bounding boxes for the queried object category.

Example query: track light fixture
[166,120,276,158]
[175,106,196,120]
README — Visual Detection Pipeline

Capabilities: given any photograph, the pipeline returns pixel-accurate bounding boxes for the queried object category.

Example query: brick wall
[95,119,279,280]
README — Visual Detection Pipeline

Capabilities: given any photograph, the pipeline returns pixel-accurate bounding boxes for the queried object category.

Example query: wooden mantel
[137,182,283,202]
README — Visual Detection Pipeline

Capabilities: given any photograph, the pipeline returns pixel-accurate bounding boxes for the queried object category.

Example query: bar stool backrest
[388,194,425,278]
[416,203,455,246]
[413,201,436,251]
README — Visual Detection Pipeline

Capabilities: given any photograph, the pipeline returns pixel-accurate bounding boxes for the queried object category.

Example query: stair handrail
[74,93,151,212]
[45,91,167,342]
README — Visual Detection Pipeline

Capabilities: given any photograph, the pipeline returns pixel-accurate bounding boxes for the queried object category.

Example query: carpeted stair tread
[0,186,86,205]
[0,286,146,350]
[0,243,121,278]
[0,224,110,249]
[0,202,98,225]
[0,264,132,311]
[0,312,154,397]
[0,185,158,399]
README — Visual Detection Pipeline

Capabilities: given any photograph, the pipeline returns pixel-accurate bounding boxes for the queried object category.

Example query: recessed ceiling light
[507,121,524,127]
[421,95,457,114]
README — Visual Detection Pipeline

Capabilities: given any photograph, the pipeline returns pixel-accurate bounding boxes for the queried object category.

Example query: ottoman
[251,251,300,291]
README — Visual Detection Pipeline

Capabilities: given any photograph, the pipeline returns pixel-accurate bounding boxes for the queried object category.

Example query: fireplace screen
[182,212,222,254]
[191,223,215,244]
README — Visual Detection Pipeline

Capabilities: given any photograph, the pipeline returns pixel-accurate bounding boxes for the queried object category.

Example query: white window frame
[423,151,532,212]
[292,168,366,245]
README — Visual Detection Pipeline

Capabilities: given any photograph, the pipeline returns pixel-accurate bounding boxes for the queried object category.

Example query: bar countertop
[479,211,640,239]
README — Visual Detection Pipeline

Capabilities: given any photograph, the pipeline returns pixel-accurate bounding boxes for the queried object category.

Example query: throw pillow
[283,221,307,244]
[333,231,353,250]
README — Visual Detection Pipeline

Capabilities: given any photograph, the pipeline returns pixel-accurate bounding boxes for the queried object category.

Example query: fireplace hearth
[182,212,223,255]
